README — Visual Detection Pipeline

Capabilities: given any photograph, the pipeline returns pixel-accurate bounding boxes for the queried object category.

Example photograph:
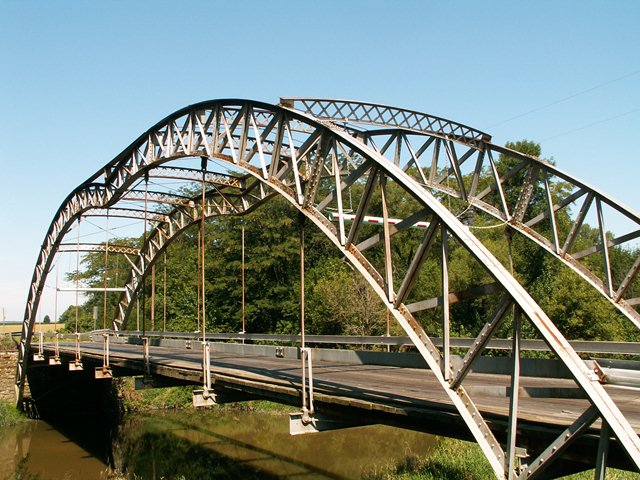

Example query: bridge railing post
[69,332,83,371]
[303,347,314,414]
[95,332,113,379]
[142,336,150,376]
[32,331,45,362]
[49,333,61,365]
[192,341,216,407]
[105,333,110,368]
[203,341,212,391]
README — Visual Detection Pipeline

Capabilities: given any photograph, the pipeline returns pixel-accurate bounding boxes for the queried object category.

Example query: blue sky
[0,0,638,322]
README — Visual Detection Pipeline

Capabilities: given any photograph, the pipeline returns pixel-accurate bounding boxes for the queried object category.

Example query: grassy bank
[0,399,26,428]
[369,437,637,480]
[114,378,193,411]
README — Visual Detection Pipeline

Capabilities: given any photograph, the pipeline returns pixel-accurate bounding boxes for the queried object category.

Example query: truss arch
[18,99,640,478]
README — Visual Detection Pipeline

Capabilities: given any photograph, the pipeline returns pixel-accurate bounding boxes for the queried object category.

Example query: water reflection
[114,409,436,479]
[1,407,436,479]
[0,419,107,480]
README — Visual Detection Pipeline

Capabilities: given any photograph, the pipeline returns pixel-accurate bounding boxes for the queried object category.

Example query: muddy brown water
[1,408,436,479]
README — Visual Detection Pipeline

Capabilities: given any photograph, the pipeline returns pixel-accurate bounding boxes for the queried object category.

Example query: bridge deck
[31,341,640,470]
[40,341,640,433]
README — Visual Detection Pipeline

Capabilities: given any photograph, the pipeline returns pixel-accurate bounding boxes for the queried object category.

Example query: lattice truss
[17,99,640,479]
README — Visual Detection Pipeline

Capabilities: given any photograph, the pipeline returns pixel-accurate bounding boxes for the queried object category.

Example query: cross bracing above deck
[17,98,640,479]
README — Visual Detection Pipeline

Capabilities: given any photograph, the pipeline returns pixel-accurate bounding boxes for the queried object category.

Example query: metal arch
[17,99,640,478]
[285,98,640,328]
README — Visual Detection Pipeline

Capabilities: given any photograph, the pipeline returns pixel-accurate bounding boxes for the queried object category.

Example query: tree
[43,315,51,324]
[306,257,388,336]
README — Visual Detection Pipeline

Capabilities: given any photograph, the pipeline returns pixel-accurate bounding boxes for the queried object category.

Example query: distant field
[0,323,62,335]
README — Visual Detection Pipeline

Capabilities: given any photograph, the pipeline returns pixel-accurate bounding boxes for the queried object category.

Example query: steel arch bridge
[16,98,640,479]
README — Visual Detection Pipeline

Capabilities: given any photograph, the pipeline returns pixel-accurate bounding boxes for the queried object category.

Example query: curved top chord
[280,97,492,149]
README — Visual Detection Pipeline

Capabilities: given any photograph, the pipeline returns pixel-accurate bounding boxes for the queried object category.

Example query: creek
[1,407,436,479]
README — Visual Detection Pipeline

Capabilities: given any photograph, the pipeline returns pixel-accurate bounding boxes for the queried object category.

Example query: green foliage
[564,468,639,479]
[366,437,493,480]
[306,257,388,336]
[368,437,637,480]
[113,378,193,411]
[529,259,635,341]
[0,400,26,428]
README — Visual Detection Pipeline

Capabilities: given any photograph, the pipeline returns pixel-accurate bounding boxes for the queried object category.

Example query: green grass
[220,399,291,413]
[114,378,193,411]
[564,468,639,479]
[367,437,494,480]
[368,438,638,480]
[0,400,26,428]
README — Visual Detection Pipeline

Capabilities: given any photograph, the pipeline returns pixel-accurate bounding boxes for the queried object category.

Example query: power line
[542,108,640,141]
[486,69,640,129]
